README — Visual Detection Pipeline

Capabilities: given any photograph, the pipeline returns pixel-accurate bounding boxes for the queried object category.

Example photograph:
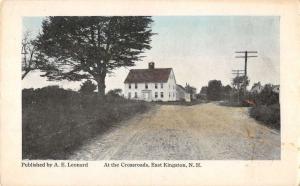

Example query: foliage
[106,88,122,97]
[36,16,154,96]
[250,104,280,130]
[207,80,223,101]
[22,86,150,159]
[198,86,208,99]
[251,84,279,106]
[199,86,207,95]
[250,82,262,91]
[248,84,280,130]
[223,85,232,93]
[221,85,232,100]
[79,80,97,94]
[21,31,40,79]
[232,75,249,89]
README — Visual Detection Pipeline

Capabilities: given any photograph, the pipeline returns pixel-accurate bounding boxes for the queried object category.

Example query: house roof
[124,68,172,83]
[176,84,185,91]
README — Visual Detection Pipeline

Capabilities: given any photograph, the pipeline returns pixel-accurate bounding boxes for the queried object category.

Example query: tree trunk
[95,75,106,97]
[22,70,30,80]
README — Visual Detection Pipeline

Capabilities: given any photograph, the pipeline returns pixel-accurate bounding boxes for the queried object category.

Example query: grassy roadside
[219,101,280,130]
[249,104,280,130]
[22,87,151,160]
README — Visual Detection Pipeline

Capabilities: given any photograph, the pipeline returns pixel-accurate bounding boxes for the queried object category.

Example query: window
[155,83,158,89]
[128,92,131,99]
[160,92,164,98]
[129,84,131,89]
[173,92,175,97]
[145,83,148,89]
[155,92,158,98]
[135,83,138,89]
[169,92,171,98]
[161,83,163,88]
[134,92,137,98]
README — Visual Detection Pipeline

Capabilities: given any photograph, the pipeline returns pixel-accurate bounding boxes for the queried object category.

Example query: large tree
[207,80,223,101]
[36,16,154,96]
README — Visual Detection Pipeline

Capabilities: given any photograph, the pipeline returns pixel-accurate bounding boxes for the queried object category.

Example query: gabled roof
[124,68,172,83]
[176,84,185,91]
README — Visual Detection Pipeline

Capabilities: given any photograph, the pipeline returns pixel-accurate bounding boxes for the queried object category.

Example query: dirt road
[69,102,280,160]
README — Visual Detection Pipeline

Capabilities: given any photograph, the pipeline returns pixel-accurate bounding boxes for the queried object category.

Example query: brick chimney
[148,62,155,69]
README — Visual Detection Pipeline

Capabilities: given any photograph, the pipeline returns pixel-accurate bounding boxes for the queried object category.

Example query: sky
[22,16,280,92]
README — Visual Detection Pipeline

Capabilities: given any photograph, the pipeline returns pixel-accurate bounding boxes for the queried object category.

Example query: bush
[79,80,97,94]
[253,84,279,106]
[250,104,280,130]
[106,88,122,97]
[22,86,150,159]
[248,84,280,130]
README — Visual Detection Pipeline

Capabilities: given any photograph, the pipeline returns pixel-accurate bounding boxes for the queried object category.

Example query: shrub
[250,104,280,130]
[254,84,279,105]
[248,84,280,130]
[106,88,122,97]
[79,80,97,94]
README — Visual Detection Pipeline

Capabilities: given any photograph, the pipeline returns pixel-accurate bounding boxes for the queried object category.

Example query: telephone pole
[235,51,258,77]
[235,51,258,95]
[232,69,244,77]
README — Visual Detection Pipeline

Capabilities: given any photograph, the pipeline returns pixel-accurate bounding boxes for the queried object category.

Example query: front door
[142,90,152,102]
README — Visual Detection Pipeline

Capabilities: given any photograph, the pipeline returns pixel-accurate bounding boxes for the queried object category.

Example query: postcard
[1,0,299,185]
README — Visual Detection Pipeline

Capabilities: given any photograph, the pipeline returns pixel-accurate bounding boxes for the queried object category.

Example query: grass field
[22,86,151,159]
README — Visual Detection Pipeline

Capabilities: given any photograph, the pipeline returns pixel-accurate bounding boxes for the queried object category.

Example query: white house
[176,84,191,102]
[124,62,188,102]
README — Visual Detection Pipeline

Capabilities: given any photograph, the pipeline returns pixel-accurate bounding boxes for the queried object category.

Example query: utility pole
[235,51,258,95]
[232,70,244,103]
[235,51,258,77]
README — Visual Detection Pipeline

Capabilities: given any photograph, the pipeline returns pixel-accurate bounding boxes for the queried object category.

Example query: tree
[232,75,249,91]
[36,16,154,97]
[255,84,279,106]
[222,85,232,100]
[207,80,222,101]
[251,82,262,90]
[21,31,38,79]
[199,86,208,99]
[199,86,208,95]
[223,85,232,93]
[79,80,97,94]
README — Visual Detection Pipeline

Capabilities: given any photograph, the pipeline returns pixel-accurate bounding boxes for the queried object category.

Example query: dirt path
[69,102,280,160]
